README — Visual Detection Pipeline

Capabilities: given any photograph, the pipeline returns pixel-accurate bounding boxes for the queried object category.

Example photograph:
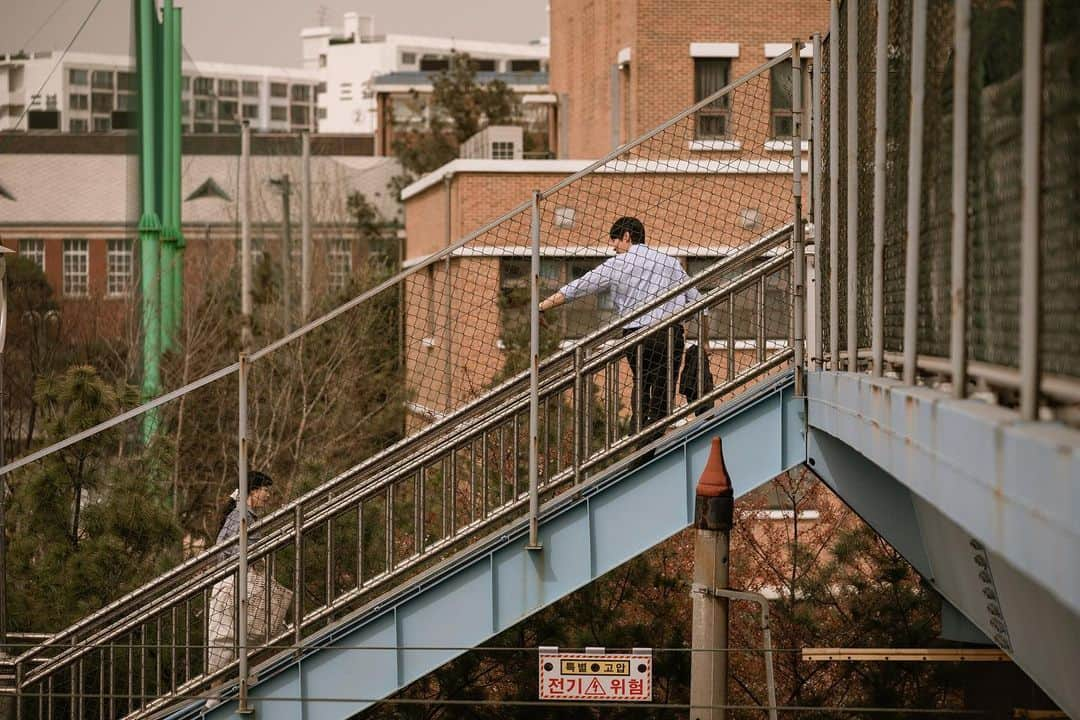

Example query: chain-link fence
[4,49,804,718]
[817,0,1079,410]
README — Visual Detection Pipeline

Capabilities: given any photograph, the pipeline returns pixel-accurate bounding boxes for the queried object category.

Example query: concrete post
[690,437,735,720]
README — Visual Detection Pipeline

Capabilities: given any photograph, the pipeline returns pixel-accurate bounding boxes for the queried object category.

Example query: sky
[1,0,550,67]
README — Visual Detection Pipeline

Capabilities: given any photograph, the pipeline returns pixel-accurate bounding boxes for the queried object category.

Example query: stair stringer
[192,374,802,720]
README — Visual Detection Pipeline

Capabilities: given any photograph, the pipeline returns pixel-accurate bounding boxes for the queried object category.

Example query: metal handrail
[7,224,796,671]
[16,244,796,699]
[10,50,801,717]
[0,49,796,483]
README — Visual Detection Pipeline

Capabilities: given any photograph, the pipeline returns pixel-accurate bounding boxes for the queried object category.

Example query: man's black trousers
[622,324,685,431]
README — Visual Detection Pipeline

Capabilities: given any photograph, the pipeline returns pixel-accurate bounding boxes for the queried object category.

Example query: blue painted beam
[806,371,1080,719]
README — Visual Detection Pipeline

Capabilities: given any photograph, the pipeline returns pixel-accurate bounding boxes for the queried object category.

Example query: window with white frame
[328,238,352,291]
[62,239,89,297]
[19,238,45,272]
[106,239,134,296]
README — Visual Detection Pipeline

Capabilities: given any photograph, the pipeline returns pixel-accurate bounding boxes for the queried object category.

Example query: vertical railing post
[828,0,840,371]
[236,353,251,714]
[950,0,972,398]
[301,130,312,322]
[527,191,542,550]
[573,346,583,485]
[240,121,253,351]
[871,0,889,377]
[903,0,928,386]
[1019,0,1043,420]
[845,0,859,372]
[811,33,824,371]
[792,40,806,396]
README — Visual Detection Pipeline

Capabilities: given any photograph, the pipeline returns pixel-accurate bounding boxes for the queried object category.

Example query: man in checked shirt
[539,216,701,433]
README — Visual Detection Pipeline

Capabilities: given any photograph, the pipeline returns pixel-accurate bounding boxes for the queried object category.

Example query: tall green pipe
[159,0,176,351]
[138,0,162,439]
[171,5,185,334]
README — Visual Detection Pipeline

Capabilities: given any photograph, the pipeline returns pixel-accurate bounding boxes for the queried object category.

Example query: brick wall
[551,0,829,159]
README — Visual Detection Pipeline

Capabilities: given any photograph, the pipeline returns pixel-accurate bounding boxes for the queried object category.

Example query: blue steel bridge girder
[806,370,1080,719]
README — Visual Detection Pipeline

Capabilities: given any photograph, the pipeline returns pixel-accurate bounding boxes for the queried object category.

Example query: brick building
[396,0,829,422]
[0,134,400,342]
[549,0,829,158]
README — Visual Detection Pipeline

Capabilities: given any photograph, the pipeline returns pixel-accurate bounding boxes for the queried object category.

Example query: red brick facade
[550,0,829,158]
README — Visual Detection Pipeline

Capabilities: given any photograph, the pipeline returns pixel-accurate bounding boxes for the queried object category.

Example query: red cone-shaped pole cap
[696,437,733,498]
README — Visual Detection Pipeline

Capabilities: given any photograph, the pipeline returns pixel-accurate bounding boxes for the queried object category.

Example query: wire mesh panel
[855,0,879,351]
[880,0,911,357]
[967,0,1023,369]
[916,1,956,361]
[819,32,832,358]
[9,52,800,720]
[1040,1,1080,381]
[835,2,850,357]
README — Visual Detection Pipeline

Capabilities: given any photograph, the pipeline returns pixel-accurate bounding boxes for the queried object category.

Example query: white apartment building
[0,50,320,134]
[301,12,549,134]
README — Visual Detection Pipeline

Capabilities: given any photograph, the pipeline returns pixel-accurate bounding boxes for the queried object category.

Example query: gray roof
[373,70,548,87]
[0,153,403,226]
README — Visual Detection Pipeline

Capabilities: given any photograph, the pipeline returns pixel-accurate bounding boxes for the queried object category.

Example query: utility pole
[690,437,735,720]
[270,174,293,332]
[301,131,312,321]
[240,121,252,350]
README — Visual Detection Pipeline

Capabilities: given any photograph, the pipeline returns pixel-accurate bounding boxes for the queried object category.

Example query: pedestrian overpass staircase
[2,39,1078,719]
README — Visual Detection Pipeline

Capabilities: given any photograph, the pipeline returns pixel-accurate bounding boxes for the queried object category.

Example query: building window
[70,118,88,132]
[317,106,327,120]
[400,51,416,65]
[69,93,88,110]
[193,122,214,133]
[242,80,259,97]
[291,85,311,102]
[242,103,259,119]
[91,92,113,112]
[270,82,288,98]
[290,105,310,125]
[509,59,542,72]
[93,116,111,132]
[491,141,515,159]
[62,239,89,297]
[182,75,191,92]
[91,70,113,89]
[419,55,449,71]
[116,71,136,91]
[218,100,238,119]
[116,93,135,111]
[69,68,88,86]
[106,239,134,297]
[270,106,287,122]
[473,58,497,72]
[218,123,240,134]
[19,238,45,272]
[194,98,213,118]
[193,77,214,95]
[328,239,352,291]
[769,65,793,139]
[499,258,612,339]
[693,58,731,139]
[218,79,238,97]
[181,99,190,117]
[318,54,327,68]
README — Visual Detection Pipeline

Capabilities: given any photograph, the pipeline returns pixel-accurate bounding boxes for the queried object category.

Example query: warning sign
[539,649,652,702]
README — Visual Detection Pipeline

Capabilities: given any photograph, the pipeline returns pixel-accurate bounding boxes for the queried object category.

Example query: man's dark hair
[609,216,645,245]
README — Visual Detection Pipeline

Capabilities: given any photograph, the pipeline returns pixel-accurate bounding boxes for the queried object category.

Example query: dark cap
[248,470,273,489]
